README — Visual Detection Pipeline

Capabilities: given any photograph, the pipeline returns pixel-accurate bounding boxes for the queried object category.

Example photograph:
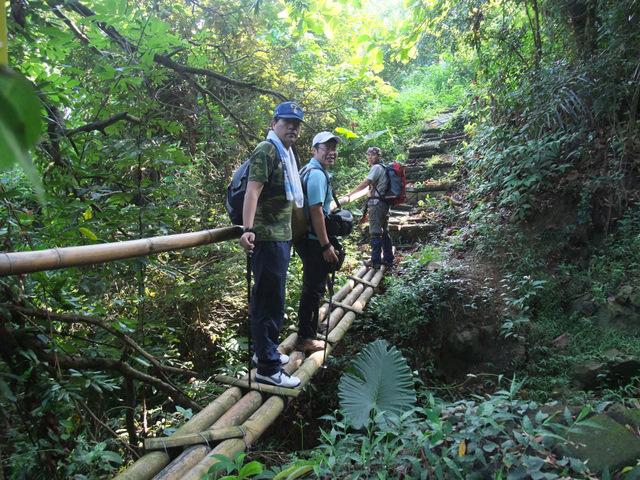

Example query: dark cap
[273,102,304,122]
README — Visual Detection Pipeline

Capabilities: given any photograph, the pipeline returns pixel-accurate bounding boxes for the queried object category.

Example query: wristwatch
[243,227,255,234]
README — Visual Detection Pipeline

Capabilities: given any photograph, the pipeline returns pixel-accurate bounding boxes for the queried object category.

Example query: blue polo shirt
[301,158,333,238]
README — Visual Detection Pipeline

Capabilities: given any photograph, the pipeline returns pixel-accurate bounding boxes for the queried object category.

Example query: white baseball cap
[312,131,342,147]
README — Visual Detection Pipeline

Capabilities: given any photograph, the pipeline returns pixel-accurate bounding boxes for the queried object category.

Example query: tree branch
[152,53,286,101]
[5,304,201,380]
[62,1,287,101]
[18,334,202,412]
[63,112,142,137]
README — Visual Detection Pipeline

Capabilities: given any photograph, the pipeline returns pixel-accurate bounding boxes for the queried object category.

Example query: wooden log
[330,301,363,314]
[144,427,245,451]
[0,226,241,276]
[148,445,210,480]
[214,375,301,398]
[111,451,170,480]
[347,275,377,288]
[113,387,243,480]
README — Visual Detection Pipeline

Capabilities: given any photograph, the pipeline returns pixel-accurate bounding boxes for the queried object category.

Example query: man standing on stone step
[346,146,394,269]
[294,132,343,353]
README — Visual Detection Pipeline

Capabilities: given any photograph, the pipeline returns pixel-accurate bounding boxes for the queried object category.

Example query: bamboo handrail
[0,191,369,278]
[0,226,242,276]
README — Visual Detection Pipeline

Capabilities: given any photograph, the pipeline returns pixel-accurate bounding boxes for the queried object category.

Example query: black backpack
[226,140,279,225]
[299,165,353,237]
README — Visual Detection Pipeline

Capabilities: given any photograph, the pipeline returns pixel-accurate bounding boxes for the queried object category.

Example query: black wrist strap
[320,242,332,252]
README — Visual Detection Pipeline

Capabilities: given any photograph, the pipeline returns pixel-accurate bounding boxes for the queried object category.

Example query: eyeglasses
[367,147,381,154]
[318,145,338,153]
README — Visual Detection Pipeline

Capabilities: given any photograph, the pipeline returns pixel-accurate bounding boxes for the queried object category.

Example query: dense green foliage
[1,0,640,477]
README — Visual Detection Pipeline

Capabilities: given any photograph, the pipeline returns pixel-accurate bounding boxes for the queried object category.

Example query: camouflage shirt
[247,140,292,241]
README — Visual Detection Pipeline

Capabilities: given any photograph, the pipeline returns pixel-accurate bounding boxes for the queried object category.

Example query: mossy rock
[564,413,640,474]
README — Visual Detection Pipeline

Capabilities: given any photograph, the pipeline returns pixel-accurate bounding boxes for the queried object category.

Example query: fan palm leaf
[338,339,416,430]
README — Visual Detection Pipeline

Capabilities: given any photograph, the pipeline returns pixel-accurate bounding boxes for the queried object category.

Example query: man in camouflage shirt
[239,102,305,389]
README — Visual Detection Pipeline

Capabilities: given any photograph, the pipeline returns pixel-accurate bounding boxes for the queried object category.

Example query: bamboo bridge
[0,190,386,480]
[0,118,462,479]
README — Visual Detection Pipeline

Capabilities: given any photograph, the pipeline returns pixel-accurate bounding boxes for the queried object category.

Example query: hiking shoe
[255,370,301,388]
[296,338,326,352]
[252,353,290,366]
[363,259,381,270]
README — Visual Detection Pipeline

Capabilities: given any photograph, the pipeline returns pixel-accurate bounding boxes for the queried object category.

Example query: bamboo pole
[144,427,244,451]
[331,187,368,210]
[179,395,287,480]
[0,0,7,65]
[213,375,301,398]
[0,226,241,276]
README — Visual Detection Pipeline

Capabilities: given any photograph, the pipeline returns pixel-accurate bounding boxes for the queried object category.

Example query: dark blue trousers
[294,238,330,340]
[251,241,291,376]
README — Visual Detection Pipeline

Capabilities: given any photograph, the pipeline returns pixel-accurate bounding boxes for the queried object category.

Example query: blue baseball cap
[273,102,304,122]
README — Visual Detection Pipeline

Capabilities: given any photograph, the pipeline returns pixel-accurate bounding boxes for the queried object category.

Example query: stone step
[405,183,453,204]
[388,222,438,241]
[408,136,466,160]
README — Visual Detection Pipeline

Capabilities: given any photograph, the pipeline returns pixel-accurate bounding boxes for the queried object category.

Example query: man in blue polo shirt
[294,132,342,352]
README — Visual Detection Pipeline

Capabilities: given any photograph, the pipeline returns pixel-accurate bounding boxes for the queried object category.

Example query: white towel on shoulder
[267,130,304,208]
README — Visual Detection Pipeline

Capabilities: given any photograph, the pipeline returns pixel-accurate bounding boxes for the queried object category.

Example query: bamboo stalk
[331,187,368,210]
[111,452,170,480]
[179,395,286,480]
[0,226,241,276]
[330,301,363,314]
[144,427,244,451]
[0,0,7,65]
[213,375,301,398]
[146,445,210,480]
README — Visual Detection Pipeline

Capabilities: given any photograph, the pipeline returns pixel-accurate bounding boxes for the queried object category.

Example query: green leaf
[237,461,262,477]
[273,461,317,479]
[0,377,17,402]
[362,129,387,140]
[0,67,45,204]
[335,127,359,138]
[338,339,416,429]
[78,227,98,241]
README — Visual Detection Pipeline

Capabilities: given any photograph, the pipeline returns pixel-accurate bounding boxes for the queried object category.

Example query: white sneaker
[252,353,289,366]
[255,370,301,388]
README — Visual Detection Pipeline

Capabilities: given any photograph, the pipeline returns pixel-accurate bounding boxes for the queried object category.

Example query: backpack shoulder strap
[300,166,341,211]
